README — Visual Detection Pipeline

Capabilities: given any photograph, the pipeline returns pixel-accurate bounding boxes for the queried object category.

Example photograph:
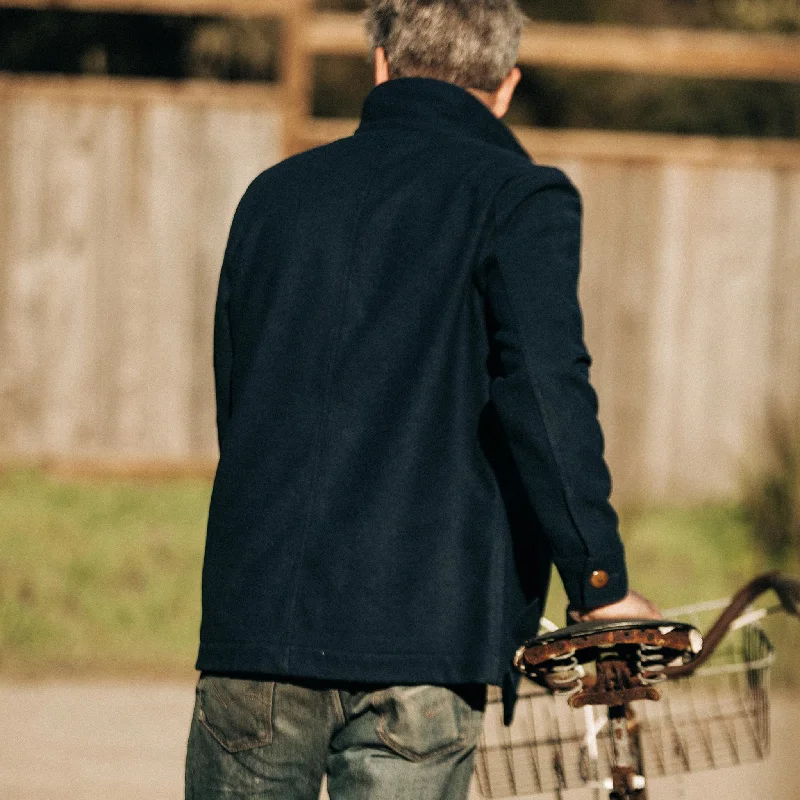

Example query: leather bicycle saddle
[514,619,704,707]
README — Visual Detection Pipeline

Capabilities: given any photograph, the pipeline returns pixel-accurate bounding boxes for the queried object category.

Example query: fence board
[674,168,775,497]
[0,85,283,462]
[47,105,107,455]
[4,100,54,454]
[0,92,12,453]
[641,166,780,499]
[770,173,800,419]
[643,165,689,499]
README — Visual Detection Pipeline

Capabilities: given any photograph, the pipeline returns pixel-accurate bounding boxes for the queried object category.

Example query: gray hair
[365,0,525,92]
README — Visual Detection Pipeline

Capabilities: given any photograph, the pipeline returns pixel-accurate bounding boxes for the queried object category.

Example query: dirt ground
[1,681,798,800]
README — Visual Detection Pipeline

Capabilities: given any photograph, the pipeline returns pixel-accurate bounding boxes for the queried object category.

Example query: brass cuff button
[590,570,610,589]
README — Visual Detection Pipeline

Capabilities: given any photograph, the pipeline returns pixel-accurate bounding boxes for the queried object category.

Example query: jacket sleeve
[486,168,628,611]
[213,258,233,451]
[213,199,250,451]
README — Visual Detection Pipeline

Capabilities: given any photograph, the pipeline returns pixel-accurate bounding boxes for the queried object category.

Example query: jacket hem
[196,640,504,687]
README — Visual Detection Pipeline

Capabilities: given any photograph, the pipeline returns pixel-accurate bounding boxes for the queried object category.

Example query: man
[185,2,660,798]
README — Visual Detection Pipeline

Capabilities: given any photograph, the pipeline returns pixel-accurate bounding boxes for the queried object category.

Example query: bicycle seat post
[608,703,647,799]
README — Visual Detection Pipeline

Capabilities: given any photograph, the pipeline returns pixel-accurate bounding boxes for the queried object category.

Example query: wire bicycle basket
[474,576,791,800]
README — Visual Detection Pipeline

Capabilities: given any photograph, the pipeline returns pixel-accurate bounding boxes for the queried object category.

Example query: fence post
[281,0,314,157]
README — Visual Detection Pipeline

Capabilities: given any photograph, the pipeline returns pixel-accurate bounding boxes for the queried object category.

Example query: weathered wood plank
[307,13,800,82]
[306,11,368,57]
[0,94,11,455]
[0,0,292,17]
[518,22,800,81]
[301,118,800,169]
[5,100,97,455]
[564,163,663,502]
[769,171,800,417]
[187,106,283,456]
[608,166,663,502]
[140,103,198,456]
[3,100,53,456]
[90,102,134,455]
[571,163,629,472]
[41,103,108,456]
[0,73,285,109]
[516,127,800,169]
[643,164,692,499]
[653,167,777,499]
[281,0,313,157]
[697,169,774,496]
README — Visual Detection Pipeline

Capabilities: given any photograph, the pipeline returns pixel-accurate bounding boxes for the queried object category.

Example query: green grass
[1,468,797,683]
[0,468,210,678]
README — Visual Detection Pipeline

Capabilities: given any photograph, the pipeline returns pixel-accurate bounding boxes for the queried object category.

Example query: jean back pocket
[374,685,478,762]
[198,675,274,753]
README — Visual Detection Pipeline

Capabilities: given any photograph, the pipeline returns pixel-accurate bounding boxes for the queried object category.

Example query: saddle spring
[548,648,585,695]
[637,643,668,685]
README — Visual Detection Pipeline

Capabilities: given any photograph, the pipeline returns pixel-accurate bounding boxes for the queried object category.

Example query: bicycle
[473,572,800,800]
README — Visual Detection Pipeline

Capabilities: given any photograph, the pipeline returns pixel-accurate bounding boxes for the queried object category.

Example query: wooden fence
[1,3,800,501]
[0,76,285,465]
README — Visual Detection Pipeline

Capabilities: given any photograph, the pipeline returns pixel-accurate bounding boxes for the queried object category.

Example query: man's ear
[490,67,521,119]
[374,46,390,86]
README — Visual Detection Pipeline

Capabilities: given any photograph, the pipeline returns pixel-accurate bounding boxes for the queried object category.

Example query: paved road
[2,681,798,800]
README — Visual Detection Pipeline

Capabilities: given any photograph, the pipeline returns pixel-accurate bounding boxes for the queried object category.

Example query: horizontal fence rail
[300,117,800,169]
[0,0,295,14]
[3,0,800,81]
[307,12,800,82]
[0,72,285,107]
[516,23,800,80]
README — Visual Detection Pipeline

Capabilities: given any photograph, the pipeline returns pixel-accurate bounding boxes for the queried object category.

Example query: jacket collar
[356,77,530,160]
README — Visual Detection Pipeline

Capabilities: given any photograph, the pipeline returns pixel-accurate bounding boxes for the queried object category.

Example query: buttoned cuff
[555,549,629,612]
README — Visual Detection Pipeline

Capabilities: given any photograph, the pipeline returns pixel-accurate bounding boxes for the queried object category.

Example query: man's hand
[574,590,662,622]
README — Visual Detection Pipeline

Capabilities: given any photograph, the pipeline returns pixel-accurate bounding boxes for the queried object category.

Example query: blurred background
[0,1,799,798]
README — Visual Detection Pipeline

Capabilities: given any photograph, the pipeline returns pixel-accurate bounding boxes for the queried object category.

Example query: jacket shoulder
[490,160,580,226]
[238,136,361,207]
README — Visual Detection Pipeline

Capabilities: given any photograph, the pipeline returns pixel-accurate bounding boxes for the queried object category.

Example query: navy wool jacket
[197,78,629,688]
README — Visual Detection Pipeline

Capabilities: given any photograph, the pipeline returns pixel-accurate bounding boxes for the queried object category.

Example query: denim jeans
[185,675,485,800]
